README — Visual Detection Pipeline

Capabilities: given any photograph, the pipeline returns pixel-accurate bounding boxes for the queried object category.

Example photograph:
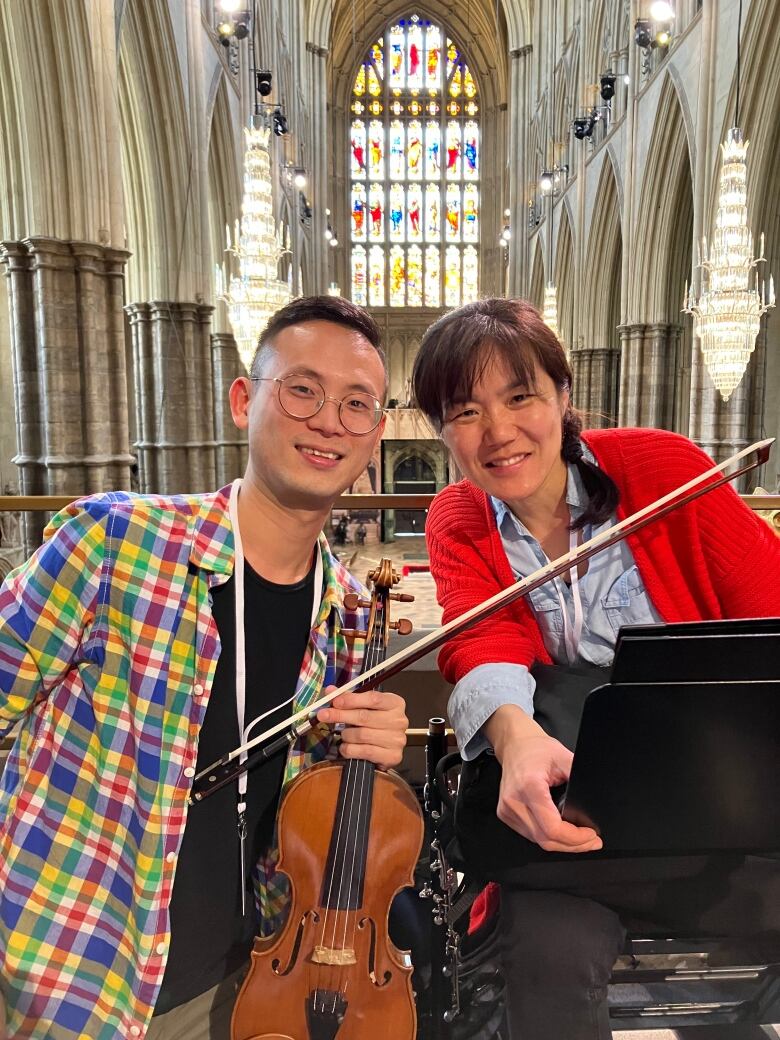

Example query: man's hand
[317,687,408,769]
[484,704,603,854]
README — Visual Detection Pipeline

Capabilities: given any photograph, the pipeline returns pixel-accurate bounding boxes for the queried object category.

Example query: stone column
[508,45,532,296]
[211,331,248,487]
[618,323,645,426]
[306,42,330,294]
[1,237,133,553]
[126,301,217,494]
[618,323,678,428]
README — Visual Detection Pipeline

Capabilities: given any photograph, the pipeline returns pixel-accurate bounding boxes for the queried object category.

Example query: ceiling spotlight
[599,72,616,101]
[656,28,671,47]
[272,107,288,136]
[572,114,595,140]
[218,0,241,10]
[540,172,554,194]
[501,227,511,241]
[217,20,233,39]
[623,74,631,86]
[324,227,333,240]
[504,208,511,218]
[233,21,249,40]
[634,18,653,48]
[330,237,339,247]
[293,168,307,189]
[650,1,675,19]
[256,70,273,97]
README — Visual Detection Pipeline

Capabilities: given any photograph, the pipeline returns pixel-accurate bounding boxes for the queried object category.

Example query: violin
[230,560,424,1040]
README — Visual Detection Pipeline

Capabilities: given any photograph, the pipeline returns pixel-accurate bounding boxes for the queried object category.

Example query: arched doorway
[393,453,436,535]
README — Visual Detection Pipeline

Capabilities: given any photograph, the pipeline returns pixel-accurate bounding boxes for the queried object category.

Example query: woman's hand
[317,687,408,769]
[484,704,603,853]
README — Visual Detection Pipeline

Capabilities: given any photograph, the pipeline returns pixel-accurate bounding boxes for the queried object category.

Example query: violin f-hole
[271,909,319,976]
[359,916,392,987]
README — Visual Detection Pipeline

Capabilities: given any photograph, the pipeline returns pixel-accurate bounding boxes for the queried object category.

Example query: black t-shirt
[154,558,315,1014]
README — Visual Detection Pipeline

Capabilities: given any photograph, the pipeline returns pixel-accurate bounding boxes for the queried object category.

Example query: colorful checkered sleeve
[0,497,110,735]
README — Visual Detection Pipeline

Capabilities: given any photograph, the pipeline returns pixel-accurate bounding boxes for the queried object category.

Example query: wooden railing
[2,493,780,513]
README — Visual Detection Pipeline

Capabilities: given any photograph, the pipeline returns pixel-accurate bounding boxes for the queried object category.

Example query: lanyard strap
[226,478,324,800]
[553,526,583,665]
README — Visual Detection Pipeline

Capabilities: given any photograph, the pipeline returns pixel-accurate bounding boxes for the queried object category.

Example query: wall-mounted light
[572,113,596,139]
[599,71,616,101]
[272,107,288,136]
[256,70,273,97]
[634,3,674,52]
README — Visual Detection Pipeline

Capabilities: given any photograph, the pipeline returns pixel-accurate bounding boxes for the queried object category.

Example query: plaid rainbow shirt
[0,487,368,1039]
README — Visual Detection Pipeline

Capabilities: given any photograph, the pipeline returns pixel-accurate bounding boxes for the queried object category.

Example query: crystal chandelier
[543,282,560,340]
[216,126,290,370]
[684,128,775,401]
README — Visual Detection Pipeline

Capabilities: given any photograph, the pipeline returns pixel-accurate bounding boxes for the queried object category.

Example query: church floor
[337,534,442,628]
[612,1030,780,1038]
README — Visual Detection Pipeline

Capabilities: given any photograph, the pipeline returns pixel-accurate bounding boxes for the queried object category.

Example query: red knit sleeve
[587,428,780,620]
[425,484,547,684]
[695,468,780,617]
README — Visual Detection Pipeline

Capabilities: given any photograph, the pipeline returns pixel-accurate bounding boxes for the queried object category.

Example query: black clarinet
[423,717,458,1038]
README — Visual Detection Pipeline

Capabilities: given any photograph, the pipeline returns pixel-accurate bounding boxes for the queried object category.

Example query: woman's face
[440,352,569,513]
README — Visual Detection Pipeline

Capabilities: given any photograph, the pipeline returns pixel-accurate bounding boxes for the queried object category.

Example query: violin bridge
[311,945,357,966]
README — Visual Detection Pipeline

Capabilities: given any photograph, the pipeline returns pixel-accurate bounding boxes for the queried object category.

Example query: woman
[412,297,780,1040]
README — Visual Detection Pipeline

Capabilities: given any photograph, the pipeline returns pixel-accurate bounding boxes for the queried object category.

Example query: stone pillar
[618,324,644,427]
[618,323,681,429]
[573,346,620,426]
[306,42,330,294]
[126,301,217,494]
[508,45,532,296]
[1,237,133,553]
[211,331,248,487]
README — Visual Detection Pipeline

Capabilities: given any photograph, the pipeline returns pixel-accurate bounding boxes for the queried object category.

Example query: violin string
[335,612,384,1011]
[319,614,382,1012]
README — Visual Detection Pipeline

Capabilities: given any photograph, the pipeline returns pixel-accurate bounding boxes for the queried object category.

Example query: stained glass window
[349,14,480,307]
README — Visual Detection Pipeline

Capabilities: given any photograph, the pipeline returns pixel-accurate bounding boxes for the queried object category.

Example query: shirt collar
[189,483,344,627]
[315,532,347,628]
[188,485,235,575]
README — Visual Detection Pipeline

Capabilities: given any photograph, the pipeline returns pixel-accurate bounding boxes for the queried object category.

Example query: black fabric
[154,559,314,1015]
[454,663,609,879]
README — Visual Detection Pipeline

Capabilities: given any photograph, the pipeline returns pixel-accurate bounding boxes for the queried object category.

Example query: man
[0,296,408,1040]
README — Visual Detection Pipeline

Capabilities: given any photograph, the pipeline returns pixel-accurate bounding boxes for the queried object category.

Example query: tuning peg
[340,628,368,640]
[390,618,413,636]
[343,593,372,610]
[389,592,415,603]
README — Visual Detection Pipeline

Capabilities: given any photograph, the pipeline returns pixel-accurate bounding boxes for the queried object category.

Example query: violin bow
[190,436,773,803]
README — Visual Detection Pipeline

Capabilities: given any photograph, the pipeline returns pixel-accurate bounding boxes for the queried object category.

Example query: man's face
[230,320,386,511]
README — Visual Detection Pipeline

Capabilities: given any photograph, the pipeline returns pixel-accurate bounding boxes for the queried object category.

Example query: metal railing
[2,493,780,512]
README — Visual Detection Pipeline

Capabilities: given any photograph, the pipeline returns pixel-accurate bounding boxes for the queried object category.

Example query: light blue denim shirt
[448,448,663,759]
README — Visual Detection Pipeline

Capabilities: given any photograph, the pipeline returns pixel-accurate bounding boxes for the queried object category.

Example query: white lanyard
[553,526,583,665]
[226,478,323,912]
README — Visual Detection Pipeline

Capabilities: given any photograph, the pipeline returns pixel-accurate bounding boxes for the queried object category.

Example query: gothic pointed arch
[631,75,693,324]
[620,75,692,432]
[554,203,575,353]
[330,4,510,309]
[118,0,194,302]
[207,76,241,336]
[529,236,545,310]
[578,154,622,423]
[0,1,122,243]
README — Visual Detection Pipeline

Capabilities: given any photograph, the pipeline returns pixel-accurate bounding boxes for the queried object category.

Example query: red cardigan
[426,428,780,685]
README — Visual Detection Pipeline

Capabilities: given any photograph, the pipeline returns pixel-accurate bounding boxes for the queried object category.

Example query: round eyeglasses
[251,374,384,435]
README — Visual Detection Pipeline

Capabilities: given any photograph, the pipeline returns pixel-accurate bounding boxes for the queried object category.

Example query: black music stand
[561,617,780,854]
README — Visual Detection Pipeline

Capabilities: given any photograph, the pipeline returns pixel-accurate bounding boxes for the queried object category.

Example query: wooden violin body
[231,761,424,1040]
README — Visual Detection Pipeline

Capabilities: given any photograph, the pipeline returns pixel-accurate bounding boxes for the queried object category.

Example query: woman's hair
[411,297,618,529]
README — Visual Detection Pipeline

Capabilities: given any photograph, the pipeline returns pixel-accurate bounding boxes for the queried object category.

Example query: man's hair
[250,296,387,391]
